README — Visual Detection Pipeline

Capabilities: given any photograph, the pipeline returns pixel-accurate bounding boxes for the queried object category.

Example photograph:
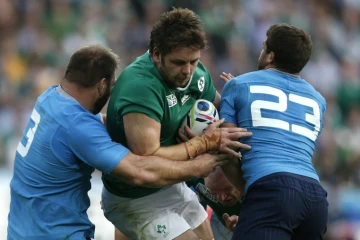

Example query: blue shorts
[232,172,328,240]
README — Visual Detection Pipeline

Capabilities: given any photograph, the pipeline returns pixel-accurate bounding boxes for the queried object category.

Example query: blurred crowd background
[0,0,360,239]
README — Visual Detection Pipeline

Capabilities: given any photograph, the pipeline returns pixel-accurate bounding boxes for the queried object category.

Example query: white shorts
[101,182,208,240]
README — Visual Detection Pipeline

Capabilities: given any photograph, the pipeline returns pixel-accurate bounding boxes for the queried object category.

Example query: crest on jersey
[197,77,205,92]
[166,93,177,107]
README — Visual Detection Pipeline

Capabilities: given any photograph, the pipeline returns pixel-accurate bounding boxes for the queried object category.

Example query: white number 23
[250,86,321,141]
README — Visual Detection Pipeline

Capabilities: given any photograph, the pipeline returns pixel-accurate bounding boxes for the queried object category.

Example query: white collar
[176,74,194,91]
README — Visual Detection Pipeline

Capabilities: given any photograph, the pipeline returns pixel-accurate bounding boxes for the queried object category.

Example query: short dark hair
[266,23,312,73]
[64,45,120,88]
[149,8,207,56]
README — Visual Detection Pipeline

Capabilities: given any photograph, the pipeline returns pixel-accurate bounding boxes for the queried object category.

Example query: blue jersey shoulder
[233,70,326,105]
[37,85,99,130]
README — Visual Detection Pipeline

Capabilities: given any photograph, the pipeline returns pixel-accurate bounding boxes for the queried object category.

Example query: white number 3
[250,86,321,141]
[17,109,41,157]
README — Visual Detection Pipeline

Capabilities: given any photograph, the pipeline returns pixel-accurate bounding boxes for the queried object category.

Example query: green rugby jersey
[103,52,216,198]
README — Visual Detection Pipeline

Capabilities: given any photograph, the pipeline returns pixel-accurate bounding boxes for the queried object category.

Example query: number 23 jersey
[220,69,327,192]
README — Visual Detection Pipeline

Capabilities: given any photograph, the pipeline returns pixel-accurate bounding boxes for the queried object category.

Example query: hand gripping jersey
[8,85,129,240]
[220,70,326,192]
[103,52,216,198]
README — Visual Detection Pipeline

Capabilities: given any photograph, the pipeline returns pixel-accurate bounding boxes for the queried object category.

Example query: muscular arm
[123,113,189,160]
[220,122,246,193]
[123,112,251,160]
[122,90,223,159]
[110,152,228,188]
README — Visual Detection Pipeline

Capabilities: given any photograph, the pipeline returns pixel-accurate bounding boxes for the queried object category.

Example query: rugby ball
[181,99,219,136]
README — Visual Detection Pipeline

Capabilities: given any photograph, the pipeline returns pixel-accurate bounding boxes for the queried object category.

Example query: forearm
[152,129,222,161]
[111,152,201,188]
[135,155,201,187]
[221,158,245,193]
[152,143,189,161]
[220,122,246,192]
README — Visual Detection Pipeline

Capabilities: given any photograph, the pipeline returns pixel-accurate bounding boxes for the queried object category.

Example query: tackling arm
[110,152,230,188]
[220,122,246,193]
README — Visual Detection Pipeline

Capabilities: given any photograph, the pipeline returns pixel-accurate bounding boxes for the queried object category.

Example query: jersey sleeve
[67,114,130,174]
[200,68,216,102]
[116,81,165,123]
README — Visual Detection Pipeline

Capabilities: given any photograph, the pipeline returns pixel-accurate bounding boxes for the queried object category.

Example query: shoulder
[195,61,210,75]
[36,86,94,130]
[303,80,327,107]
[193,61,211,82]
[233,70,267,84]
[223,71,260,90]
[116,54,165,93]
[46,99,97,129]
[65,112,105,144]
[120,52,158,82]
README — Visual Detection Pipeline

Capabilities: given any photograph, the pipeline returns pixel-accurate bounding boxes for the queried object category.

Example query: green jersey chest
[160,76,208,146]
[160,91,194,146]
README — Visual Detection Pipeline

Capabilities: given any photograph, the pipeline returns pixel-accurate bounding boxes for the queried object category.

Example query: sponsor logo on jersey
[181,94,190,105]
[166,93,177,107]
[197,76,205,92]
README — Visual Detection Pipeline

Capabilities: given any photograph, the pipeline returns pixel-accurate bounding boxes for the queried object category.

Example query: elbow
[128,171,158,187]
[130,145,160,157]
[116,153,162,187]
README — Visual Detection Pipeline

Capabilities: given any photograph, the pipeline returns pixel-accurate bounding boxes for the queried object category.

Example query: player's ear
[269,51,275,64]
[97,78,107,95]
[152,48,161,63]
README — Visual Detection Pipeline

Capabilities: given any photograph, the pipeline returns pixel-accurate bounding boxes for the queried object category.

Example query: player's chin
[176,78,190,87]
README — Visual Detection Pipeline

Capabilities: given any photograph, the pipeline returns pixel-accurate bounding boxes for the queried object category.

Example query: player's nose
[182,63,191,75]
[218,193,227,201]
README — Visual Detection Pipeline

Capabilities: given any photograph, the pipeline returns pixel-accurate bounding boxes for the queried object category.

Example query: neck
[60,80,94,112]
[265,67,300,78]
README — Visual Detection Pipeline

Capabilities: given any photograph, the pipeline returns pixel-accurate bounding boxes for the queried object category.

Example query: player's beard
[93,87,111,115]
[258,55,267,70]
[158,64,190,88]
[258,62,265,70]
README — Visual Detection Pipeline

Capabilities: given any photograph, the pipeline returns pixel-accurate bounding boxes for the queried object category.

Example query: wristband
[184,128,221,159]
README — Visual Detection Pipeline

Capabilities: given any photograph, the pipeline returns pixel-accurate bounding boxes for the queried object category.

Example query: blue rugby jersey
[8,85,129,240]
[220,70,326,192]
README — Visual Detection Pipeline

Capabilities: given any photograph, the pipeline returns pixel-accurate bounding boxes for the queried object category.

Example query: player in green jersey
[102,8,252,240]
[197,167,242,240]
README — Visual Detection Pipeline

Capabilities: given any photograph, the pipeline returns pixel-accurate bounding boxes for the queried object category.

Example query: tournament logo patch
[166,93,177,107]
[197,76,205,92]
